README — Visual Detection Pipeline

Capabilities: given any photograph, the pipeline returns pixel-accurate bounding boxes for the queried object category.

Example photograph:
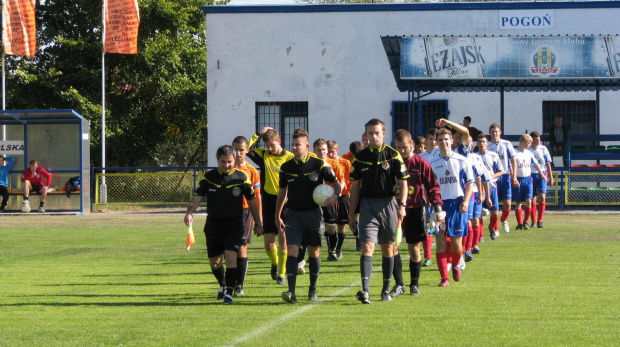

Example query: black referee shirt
[349,144,409,199]
[194,168,256,222]
[279,155,337,211]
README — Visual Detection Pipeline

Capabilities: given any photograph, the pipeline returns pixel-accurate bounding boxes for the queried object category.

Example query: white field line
[223,254,410,347]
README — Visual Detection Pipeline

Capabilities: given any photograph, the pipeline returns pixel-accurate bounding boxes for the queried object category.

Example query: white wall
[205,4,620,165]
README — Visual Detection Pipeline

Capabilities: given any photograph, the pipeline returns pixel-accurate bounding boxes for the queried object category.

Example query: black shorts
[261,193,281,234]
[402,207,426,245]
[336,195,350,225]
[321,205,337,225]
[30,185,44,194]
[204,218,244,258]
[284,208,323,247]
[241,208,253,245]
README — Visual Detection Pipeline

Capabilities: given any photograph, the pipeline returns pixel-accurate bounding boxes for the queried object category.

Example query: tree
[4,0,229,167]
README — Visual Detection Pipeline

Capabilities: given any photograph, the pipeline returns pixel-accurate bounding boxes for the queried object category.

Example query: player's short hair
[350,141,363,155]
[232,136,248,146]
[364,118,385,131]
[394,129,412,143]
[326,140,338,149]
[477,133,488,141]
[436,128,452,138]
[426,128,437,138]
[530,131,541,138]
[415,136,425,145]
[262,129,280,142]
[313,138,327,149]
[293,128,309,141]
[520,134,533,143]
[489,123,501,132]
[216,145,237,159]
[29,160,37,165]
[464,116,472,123]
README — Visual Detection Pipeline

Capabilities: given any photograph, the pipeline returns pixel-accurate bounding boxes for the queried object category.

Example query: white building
[202,1,620,166]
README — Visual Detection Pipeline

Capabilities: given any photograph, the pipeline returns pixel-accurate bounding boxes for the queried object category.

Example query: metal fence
[94,167,207,205]
[564,172,620,205]
[91,168,620,208]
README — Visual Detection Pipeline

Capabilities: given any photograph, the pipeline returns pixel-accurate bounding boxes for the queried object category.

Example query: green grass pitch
[0,213,618,346]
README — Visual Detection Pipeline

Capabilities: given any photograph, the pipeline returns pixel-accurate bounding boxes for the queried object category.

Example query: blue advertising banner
[400,37,620,79]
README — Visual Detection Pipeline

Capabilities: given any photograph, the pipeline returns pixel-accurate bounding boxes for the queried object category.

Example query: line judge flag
[2,0,37,57]
[104,0,140,54]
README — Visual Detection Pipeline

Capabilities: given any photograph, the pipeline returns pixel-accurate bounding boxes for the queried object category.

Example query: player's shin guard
[327,233,338,253]
[410,260,422,287]
[236,257,248,288]
[360,255,372,292]
[224,267,238,295]
[278,249,288,277]
[336,232,346,252]
[308,256,320,292]
[531,203,538,224]
[524,207,532,225]
[392,253,404,286]
[436,251,449,280]
[501,208,511,223]
[297,245,306,263]
[286,256,298,295]
[212,266,225,287]
[266,247,278,266]
[538,202,546,222]
[423,235,432,259]
[381,256,394,293]
[515,208,523,225]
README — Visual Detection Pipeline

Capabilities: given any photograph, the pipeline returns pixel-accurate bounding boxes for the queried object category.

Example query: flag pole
[100,0,107,203]
[2,0,6,141]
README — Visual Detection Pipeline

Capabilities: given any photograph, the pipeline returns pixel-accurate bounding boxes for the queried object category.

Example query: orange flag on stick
[186,224,196,251]
[104,0,140,54]
[2,0,37,57]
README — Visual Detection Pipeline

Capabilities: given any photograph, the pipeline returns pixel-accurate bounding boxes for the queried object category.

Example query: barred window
[392,100,448,136]
[542,101,596,147]
[256,102,309,150]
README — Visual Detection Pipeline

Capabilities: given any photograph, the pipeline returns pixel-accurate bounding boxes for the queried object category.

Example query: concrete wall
[204,3,620,165]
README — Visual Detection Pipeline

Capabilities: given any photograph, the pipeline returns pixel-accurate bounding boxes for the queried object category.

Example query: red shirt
[404,153,442,208]
[21,167,52,187]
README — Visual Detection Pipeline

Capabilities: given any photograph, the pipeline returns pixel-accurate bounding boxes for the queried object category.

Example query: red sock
[490,214,498,232]
[515,208,523,225]
[423,235,432,259]
[538,202,546,222]
[531,203,538,224]
[473,224,481,246]
[524,207,532,225]
[451,249,462,269]
[500,208,511,223]
[466,226,474,251]
[436,252,449,279]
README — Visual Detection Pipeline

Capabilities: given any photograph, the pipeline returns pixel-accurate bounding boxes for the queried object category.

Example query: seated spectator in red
[21,160,52,213]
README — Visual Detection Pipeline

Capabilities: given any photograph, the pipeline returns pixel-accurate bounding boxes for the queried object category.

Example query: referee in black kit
[184,145,263,305]
[275,128,340,303]
[348,119,409,304]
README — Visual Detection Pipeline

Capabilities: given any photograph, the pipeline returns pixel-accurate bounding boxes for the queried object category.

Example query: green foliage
[4,0,228,167]
[0,214,618,346]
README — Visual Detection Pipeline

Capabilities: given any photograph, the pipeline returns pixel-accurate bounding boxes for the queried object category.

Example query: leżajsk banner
[400,37,620,79]
[104,0,140,54]
[2,0,37,57]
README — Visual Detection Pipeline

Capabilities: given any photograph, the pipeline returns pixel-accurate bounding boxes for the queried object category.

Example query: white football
[21,203,31,213]
[312,184,334,207]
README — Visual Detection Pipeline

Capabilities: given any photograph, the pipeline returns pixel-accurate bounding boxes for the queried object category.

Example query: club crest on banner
[531,47,559,74]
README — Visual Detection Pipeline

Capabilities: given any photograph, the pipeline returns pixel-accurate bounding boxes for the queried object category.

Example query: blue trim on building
[202,1,620,14]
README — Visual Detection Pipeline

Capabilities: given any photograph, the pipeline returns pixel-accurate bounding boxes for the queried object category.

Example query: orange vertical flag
[2,0,37,57]
[104,0,140,54]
